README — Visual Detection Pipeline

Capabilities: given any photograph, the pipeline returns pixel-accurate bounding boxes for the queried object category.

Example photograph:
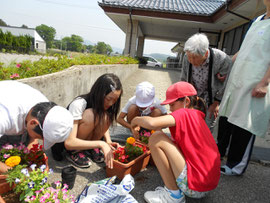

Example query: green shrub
[0,54,138,81]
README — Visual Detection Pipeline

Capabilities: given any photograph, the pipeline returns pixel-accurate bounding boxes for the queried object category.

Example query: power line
[33,0,97,10]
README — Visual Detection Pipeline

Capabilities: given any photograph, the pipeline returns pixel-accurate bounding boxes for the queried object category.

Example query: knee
[150,108,163,117]
[148,131,162,149]
[127,105,140,122]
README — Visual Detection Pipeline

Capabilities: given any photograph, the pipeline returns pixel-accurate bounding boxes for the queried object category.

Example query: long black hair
[79,73,122,124]
[177,95,207,115]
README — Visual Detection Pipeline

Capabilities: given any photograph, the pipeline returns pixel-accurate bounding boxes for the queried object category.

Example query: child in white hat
[0,81,73,173]
[117,81,167,132]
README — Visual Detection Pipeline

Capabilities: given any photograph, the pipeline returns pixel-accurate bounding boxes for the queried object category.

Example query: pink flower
[30,195,36,201]
[3,144,13,150]
[3,154,10,159]
[63,194,68,200]
[24,148,30,154]
[10,73,20,79]
[16,63,21,68]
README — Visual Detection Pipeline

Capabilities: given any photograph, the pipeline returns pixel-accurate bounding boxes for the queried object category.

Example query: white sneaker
[144,186,185,203]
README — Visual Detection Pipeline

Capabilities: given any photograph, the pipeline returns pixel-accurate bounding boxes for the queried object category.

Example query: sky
[0,0,177,56]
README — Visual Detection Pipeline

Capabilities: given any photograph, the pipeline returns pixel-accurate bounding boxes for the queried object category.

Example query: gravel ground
[45,66,270,203]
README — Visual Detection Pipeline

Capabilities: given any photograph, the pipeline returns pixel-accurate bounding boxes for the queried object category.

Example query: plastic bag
[75,174,138,203]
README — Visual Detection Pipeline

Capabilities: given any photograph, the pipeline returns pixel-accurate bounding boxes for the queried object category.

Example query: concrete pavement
[46,67,270,203]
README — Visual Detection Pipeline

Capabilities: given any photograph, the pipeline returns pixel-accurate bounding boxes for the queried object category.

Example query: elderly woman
[180,33,232,131]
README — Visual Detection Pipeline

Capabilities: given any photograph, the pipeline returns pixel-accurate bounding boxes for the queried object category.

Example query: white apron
[219,15,270,137]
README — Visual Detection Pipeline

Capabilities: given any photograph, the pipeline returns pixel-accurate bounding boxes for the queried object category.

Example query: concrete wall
[19,64,138,107]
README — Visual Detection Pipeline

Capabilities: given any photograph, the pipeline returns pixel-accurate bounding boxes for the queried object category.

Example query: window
[36,43,38,49]
[222,22,249,55]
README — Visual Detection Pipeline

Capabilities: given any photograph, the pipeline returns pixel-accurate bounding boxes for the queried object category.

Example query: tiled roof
[99,0,227,16]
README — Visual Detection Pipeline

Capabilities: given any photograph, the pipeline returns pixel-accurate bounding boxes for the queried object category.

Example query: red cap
[161,82,197,105]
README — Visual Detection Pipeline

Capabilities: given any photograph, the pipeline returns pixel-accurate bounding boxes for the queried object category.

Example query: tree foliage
[35,24,56,49]
[93,41,113,55]
[62,34,84,52]
[0,29,32,53]
[0,19,7,26]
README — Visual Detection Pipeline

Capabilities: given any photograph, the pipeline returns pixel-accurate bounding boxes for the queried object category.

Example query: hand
[108,142,120,150]
[217,73,226,82]
[131,126,140,139]
[208,102,219,119]
[252,82,268,98]
[101,142,114,169]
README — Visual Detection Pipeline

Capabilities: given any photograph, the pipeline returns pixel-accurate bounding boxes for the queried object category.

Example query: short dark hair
[31,102,57,136]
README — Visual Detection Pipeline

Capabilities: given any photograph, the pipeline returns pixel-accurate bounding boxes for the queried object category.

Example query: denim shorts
[176,165,208,198]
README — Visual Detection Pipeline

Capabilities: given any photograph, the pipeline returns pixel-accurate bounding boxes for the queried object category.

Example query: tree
[86,44,94,53]
[94,42,113,55]
[21,24,28,28]
[0,19,7,27]
[35,24,56,49]
[62,34,84,52]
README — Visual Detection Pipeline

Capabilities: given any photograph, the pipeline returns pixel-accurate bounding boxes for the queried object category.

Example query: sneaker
[85,148,104,163]
[144,186,185,203]
[65,151,92,168]
[220,165,239,176]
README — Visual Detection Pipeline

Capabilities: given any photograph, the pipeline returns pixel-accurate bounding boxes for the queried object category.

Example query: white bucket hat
[42,106,73,150]
[135,81,155,108]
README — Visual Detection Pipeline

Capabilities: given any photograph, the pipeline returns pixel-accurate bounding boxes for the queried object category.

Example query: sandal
[220,165,238,176]
[86,148,104,163]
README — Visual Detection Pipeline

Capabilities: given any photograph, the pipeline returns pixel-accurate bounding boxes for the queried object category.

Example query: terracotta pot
[0,175,14,195]
[106,147,151,180]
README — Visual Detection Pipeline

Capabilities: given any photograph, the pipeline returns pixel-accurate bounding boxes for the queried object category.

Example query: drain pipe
[128,7,133,56]
[225,0,251,21]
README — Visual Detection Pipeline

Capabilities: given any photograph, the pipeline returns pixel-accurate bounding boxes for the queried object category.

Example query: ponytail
[188,95,207,115]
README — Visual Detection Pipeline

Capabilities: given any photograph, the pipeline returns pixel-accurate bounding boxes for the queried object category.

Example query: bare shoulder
[81,108,95,124]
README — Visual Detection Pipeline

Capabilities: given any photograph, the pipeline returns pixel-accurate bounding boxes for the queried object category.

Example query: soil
[1,191,20,203]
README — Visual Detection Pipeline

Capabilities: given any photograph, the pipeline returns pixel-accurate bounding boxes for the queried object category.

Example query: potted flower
[0,143,48,195]
[24,181,75,203]
[5,164,52,202]
[106,137,151,180]
[139,128,155,144]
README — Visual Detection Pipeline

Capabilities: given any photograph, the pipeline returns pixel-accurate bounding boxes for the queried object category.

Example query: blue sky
[0,0,176,55]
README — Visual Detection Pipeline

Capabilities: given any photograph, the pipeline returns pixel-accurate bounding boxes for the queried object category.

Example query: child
[131,82,220,203]
[117,81,167,131]
[51,73,122,169]
[0,81,73,174]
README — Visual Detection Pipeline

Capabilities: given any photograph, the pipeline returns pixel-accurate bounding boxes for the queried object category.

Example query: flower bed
[106,137,151,180]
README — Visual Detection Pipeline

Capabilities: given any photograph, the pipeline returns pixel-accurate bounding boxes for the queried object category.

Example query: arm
[131,115,175,138]
[232,52,239,63]
[252,65,270,98]
[180,55,189,81]
[117,112,131,129]
[0,161,11,174]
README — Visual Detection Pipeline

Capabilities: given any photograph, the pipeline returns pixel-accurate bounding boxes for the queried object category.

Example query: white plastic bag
[75,174,138,203]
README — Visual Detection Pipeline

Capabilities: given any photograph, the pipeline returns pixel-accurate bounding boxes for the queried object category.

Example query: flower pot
[106,149,151,180]
[0,175,14,195]
[61,166,77,189]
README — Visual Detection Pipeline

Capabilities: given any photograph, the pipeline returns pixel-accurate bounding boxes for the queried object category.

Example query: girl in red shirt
[131,81,220,203]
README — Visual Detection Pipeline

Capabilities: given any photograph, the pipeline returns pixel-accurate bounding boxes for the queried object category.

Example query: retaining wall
[19,64,138,107]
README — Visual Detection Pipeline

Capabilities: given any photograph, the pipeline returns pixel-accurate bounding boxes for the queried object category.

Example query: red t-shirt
[169,108,220,192]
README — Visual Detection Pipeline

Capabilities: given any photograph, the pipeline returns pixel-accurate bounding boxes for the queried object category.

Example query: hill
[148,53,173,62]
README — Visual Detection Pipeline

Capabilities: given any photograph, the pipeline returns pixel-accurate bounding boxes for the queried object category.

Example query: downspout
[128,7,133,55]
[225,0,251,21]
